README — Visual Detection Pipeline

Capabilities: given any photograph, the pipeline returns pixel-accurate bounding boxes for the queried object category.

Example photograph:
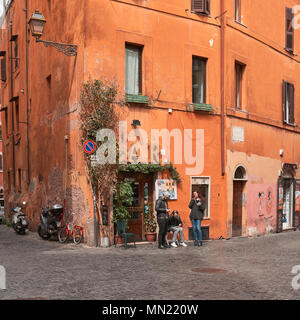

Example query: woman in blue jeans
[189,191,206,246]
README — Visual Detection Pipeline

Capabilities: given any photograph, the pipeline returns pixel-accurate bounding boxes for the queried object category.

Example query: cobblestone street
[0,224,300,300]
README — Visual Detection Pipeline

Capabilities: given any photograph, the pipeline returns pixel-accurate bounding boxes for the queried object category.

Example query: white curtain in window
[125,47,139,95]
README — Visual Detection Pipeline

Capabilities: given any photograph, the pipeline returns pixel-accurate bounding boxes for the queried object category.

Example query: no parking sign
[84,140,96,154]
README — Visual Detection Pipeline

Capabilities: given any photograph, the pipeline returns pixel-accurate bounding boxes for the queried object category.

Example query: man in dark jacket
[155,192,170,249]
[168,210,187,247]
[189,191,206,246]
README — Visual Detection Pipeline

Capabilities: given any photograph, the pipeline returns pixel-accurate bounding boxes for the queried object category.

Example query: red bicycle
[58,222,84,245]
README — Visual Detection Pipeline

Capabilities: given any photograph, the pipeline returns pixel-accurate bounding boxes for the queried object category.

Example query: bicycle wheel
[72,227,83,245]
[58,227,68,243]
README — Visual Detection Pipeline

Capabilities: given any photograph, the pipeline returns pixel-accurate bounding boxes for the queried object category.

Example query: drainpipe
[92,186,98,247]
[220,0,225,176]
[25,0,30,185]
[9,19,16,190]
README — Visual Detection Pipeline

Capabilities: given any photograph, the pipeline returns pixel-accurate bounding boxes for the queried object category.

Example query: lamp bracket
[36,38,77,56]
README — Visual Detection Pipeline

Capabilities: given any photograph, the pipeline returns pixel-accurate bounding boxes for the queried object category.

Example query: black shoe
[163,244,170,248]
[198,241,202,246]
[158,245,167,250]
[194,240,198,246]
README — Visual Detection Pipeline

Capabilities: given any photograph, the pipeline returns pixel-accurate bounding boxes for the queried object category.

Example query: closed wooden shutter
[289,83,295,124]
[205,0,210,14]
[191,0,210,14]
[14,41,18,69]
[286,7,294,52]
[282,80,287,123]
[1,56,6,82]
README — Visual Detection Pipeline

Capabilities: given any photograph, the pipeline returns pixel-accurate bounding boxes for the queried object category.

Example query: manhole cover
[191,268,227,274]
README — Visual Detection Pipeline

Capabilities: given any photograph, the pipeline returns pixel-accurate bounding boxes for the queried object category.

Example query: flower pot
[114,235,124,244]
[145,232,157,242]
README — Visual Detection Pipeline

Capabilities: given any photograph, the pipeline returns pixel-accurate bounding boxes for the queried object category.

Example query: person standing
[155,192,170,249]
[189,191,206,246]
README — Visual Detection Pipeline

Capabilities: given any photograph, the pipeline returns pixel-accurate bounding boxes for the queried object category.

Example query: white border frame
[190,176,211,219]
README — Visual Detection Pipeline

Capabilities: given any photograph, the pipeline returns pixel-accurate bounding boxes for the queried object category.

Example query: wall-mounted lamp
[28,10,77,56]
[132,119,141,128]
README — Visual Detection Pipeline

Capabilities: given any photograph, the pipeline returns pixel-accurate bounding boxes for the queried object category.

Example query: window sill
[283,121,296,127]
[191,11,211,17]
[192,103,212,112]
[234,20,248,28]
[126,94,149,104]
[284,48,297,56]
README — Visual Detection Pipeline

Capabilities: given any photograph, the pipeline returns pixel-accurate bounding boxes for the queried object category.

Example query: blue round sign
[84,140,96,154]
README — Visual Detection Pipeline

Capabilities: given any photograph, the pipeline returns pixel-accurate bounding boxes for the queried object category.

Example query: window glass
[125,46,141,95]
[192,57,206,104]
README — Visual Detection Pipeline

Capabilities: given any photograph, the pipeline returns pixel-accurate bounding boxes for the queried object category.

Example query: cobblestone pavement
[1,225,300,300]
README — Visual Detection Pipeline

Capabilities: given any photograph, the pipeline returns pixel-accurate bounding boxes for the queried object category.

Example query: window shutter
[289,84,295,124]
[205,0,210,14]
[282,80,287,123]
[191,0,209,14]
[286,8,294,52]
[14,42,18,69]
[1,57,6,82]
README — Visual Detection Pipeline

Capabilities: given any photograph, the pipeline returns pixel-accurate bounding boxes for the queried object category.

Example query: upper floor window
[286,8,294,53]
[0,153,3,172]
[235,62,245,109]
[235,0,241,23]
[125,44,143,95]
[192,56,207,104]
[283,81,294,125]
[191,0,210,15]
[0,51,6,82]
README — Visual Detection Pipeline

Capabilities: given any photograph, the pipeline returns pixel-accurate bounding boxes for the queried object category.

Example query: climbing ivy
[119,162,182,183]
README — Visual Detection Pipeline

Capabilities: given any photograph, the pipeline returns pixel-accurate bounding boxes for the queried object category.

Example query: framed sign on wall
[155,179,177,200]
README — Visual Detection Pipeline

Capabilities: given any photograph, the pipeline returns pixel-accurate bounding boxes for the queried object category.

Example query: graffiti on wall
[257,187,273,216]
[246,183,276,236]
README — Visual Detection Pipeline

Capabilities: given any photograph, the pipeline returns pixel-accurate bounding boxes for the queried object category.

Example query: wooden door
[127,176,153,241]
[232,181,243,237]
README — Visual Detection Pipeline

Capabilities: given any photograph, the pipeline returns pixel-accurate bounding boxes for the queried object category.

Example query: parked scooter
[12,202,29,235]
[37,204,64,240]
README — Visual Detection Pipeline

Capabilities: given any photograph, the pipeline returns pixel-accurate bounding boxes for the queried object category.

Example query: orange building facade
[1,0,300,246]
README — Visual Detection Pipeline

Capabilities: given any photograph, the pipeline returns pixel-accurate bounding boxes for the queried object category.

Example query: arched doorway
[232,166,247,237]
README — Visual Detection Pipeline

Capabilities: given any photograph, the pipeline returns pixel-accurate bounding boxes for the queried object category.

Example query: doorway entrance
[277,178,295,232]
[124,174,154,241]
[232,166,247,237]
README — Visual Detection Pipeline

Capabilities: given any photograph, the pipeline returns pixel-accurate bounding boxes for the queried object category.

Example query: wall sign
[155,179,177,200]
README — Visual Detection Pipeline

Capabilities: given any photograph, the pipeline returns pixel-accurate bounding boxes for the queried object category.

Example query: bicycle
[58,222,84,245]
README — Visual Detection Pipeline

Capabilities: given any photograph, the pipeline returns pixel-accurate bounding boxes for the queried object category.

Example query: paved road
[0,224,300,300]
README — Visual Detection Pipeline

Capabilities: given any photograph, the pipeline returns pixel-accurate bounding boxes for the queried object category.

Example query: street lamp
[28,10,77,56]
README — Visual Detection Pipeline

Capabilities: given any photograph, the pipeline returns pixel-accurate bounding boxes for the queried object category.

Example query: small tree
[113,181,133,228]
[144,203,157,233]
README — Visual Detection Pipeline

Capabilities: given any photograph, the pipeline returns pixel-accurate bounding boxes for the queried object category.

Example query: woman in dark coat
[189,191,206,246]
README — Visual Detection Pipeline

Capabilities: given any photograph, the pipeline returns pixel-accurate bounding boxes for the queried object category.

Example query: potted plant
[144,203,157,242]
[113,180,133,244]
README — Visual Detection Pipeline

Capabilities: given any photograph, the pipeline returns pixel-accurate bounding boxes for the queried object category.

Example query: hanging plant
[119,162,182,183]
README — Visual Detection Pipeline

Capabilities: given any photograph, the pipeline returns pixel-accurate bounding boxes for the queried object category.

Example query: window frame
[235,61,245,109]
[125,43,143,96]
[191,0,210,16]
[192,56,207,105]
[234,0,242,23]
[191,176,211,219]
[283,80,295,126]
[0,153,3,172]
[285,7,294,53]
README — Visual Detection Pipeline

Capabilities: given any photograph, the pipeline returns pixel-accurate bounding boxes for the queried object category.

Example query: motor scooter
[12,202,29,235]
